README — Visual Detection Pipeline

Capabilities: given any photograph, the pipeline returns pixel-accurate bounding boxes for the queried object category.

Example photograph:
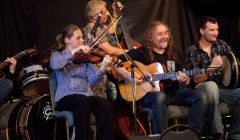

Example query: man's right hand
[210,54,222,67]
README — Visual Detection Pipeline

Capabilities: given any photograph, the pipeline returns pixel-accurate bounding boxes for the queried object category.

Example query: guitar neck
[0,51,25,70]
[113,0,134,50]
[152,69,206,81]
[120,19,134,50]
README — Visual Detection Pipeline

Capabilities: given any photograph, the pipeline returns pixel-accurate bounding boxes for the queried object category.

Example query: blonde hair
[85,0,107,20]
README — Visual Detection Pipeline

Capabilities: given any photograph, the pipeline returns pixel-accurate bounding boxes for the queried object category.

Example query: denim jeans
[219,87,240,140]
[170,88,206,134]
[195,81,224,134]
[140,88,206,135]
[139,91,168,134]
[0,79,13,106]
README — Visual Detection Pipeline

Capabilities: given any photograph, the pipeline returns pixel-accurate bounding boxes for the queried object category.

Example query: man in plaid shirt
[185,16,240,140]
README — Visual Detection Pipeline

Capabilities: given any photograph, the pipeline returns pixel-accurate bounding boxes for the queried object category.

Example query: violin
[73,51,124,67]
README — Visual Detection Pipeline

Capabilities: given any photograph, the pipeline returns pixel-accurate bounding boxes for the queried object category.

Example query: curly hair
[142,21,176,61]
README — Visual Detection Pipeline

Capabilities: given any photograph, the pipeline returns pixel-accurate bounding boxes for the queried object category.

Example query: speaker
[128,134,160,140]
[159,124,200,140]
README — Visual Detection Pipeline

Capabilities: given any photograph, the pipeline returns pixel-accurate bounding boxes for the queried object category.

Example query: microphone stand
[110,3,155,134]
[121,48,155,136]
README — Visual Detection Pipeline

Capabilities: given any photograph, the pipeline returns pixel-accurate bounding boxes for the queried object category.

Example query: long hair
[85,0,107,21]
[142,21,176,61]
[55,24,80,52]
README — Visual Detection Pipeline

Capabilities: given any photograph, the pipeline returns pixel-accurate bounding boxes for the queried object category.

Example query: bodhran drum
[0,94,54,140]
[19,64,50,97]
[221,51,240,88]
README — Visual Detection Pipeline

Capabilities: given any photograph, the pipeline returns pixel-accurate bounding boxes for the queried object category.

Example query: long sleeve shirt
[185,39,232,84]
[50,49,104,102]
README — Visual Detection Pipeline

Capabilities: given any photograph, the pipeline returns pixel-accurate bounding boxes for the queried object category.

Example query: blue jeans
[195,81,224,134]
[139,91,168,134]
[140,88,205,134]
[0,79,13,106]
[219,87,240,140]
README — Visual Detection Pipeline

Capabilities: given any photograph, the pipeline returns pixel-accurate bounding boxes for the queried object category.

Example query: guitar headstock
[22,48,38,56]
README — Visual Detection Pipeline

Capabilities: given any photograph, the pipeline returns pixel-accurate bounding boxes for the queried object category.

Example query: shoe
[213,133,224,140]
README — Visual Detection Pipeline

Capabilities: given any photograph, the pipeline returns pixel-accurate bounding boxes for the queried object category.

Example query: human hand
[112,1,124,17]
[176,71,190,85]
[80,45,90,54]
[100,55,113,73]
[71,45,90,55]
[6,57,17,73]
[210,54,222,67]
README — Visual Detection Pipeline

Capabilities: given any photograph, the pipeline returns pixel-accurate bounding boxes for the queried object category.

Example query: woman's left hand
[100,55,113,73]
[112,1,124,17]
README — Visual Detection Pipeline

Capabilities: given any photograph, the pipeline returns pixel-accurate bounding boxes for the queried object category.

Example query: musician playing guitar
[118,21,206,135]
[0,57,17,110]
[185,16,240,140]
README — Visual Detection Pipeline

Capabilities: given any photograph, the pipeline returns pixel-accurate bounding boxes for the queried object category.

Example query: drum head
[18,64,50,97]
[18,95,54,140]
[222,52,239,88]
[222,55,232,87]
[0,95,54,140]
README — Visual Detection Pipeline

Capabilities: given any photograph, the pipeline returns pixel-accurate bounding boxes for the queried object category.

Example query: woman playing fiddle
[50,24,114,140]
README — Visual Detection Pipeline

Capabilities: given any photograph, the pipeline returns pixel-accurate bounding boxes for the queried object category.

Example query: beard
[159,38,169,49]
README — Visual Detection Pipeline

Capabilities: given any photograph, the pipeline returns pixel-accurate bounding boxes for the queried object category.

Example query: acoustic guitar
[0,49,37,80]
[119,61,219,101]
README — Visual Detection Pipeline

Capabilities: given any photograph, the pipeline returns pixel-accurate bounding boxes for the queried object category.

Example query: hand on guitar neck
[0,48,37,80]
[5,57,17,74]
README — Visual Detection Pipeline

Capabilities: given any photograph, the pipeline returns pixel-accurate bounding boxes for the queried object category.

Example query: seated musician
[0,57,17,108]
[185,16,240,140]
[117,20,206,135]
[50,24,114,140]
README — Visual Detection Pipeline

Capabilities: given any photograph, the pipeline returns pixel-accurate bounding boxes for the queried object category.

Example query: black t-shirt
[118,46,181,94]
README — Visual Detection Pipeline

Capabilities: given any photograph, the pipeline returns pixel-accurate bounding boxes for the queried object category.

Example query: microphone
[90,12,102,37]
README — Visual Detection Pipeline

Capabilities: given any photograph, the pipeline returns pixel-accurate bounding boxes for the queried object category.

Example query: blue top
[50,49,104,102]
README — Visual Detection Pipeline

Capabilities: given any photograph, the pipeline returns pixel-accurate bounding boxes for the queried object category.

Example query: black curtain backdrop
[0,0,239,66]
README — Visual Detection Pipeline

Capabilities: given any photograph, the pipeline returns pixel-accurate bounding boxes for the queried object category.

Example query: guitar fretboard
[152,69,206,81]
[0,52,25,70]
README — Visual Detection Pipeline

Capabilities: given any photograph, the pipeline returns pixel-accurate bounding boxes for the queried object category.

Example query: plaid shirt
[185,39,232,83]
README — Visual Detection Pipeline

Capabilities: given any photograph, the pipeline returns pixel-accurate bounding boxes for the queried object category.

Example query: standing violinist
[50,24,114,140]
[84,0,125,55]
[84,0,126,100]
